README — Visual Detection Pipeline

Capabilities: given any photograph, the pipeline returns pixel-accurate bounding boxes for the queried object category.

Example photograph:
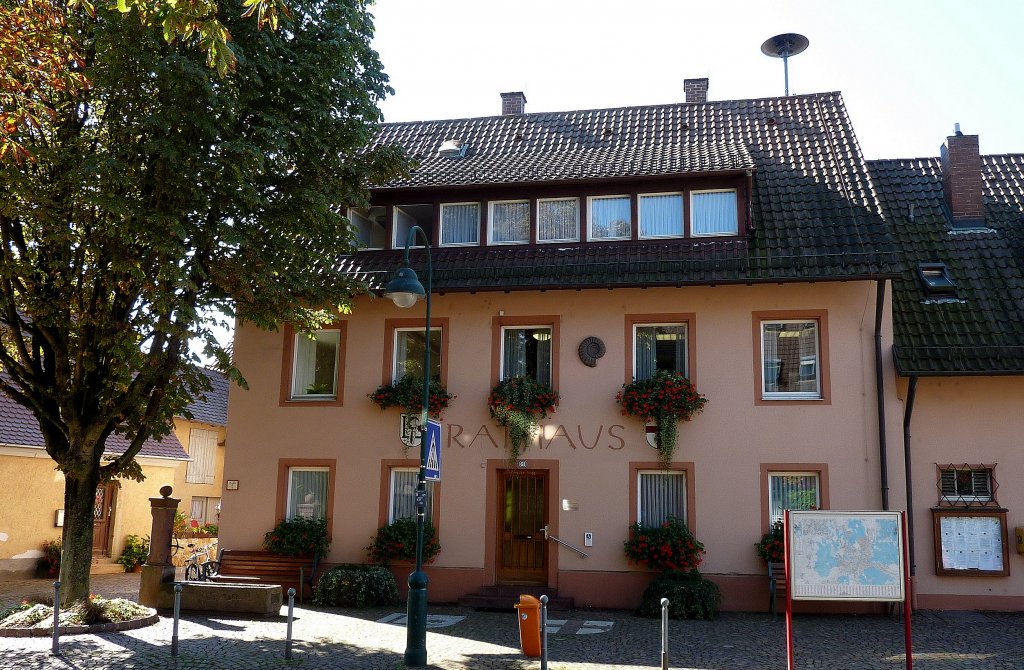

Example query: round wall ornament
[578,336,606,367]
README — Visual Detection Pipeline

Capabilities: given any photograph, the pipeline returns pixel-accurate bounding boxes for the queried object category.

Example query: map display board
[788,511,905,602]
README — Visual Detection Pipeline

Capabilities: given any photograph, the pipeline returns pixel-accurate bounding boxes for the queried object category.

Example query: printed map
[789,511,904,601]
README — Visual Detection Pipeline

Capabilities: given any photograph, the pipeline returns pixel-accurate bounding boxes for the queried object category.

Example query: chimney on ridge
[501,92,527,116]
[684,78,709,104]
[940,124,985,226]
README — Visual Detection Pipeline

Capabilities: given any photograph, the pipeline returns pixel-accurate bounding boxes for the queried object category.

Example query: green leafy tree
[0,0,405,603]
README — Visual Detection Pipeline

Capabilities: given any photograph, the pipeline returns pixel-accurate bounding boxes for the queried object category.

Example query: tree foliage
[0,0,406,602]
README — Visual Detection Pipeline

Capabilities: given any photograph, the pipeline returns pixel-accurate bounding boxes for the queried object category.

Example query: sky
[370,0,1024,159]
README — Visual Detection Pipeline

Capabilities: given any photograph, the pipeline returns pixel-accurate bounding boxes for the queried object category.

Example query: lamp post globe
[384,265,425,308]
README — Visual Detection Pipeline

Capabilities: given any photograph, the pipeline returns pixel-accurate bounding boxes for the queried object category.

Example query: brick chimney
[500,91,527,116]
[684,78,709,104]
[940,127,985,224]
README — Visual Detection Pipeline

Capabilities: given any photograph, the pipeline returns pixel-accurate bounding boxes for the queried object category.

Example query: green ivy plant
[617,370,708,465]
[263,517,330,559]
[487,376,559,462]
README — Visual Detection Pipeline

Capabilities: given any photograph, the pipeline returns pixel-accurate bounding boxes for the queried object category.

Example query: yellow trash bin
[514,594,542,658]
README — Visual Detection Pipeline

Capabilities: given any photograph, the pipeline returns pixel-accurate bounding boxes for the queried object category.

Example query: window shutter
[972,469,991,498]
[185,429,217,484]
[939,470,957,497]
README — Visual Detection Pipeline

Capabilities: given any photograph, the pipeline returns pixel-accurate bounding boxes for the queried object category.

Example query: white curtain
[292,330,339,397]
[635,328,657,380]
[636,325,687,379]
[639,194,683,237]
[590,197,630,238]
[503,328,551,385]
[538,199,578,241]
[441,203,479,245]
[691,191,738,235]
[390,469,434,521]
[491,201,530,243]
[287,468,329,520]
[639,472,686,528]
[769,474,819,525]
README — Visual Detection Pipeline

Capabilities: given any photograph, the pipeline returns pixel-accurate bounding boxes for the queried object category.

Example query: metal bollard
[539,594,548,670]
[51,581,61,656]
[171,583,182,657]
[286,588,296,660]
[660,597,670,670]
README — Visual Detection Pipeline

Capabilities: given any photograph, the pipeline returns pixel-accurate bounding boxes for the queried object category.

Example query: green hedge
[311,564,399,608]
[637,569,721,620]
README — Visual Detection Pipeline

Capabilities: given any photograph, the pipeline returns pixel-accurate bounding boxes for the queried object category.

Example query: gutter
[875,280,890,511]
[903,376,918,581]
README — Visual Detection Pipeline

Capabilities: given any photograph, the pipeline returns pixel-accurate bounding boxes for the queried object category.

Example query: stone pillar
[138,485,179,608]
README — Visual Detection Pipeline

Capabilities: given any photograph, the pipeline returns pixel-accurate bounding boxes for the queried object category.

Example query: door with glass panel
[497,469,548,585]
[92,483,117,556]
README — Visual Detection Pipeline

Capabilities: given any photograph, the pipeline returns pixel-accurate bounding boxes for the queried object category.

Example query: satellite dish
[761,33,809,96]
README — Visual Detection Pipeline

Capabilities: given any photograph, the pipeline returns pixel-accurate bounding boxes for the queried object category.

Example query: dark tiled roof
[356,92,900,289]
[183,368,229,426]
[870,155,1024,375]
[0,391,189,460]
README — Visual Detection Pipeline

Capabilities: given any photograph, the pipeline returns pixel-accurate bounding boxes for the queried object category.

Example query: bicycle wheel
[202,561,219,580]
[184,563,200,582]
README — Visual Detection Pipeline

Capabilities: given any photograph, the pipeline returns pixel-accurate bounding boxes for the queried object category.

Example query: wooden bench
[768,561,787,617]
[210,550,319,602]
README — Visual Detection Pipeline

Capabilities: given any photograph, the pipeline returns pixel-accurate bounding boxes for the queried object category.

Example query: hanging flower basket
[616,370,707,465]
[755,521,785,563]
[368,375,454,419]
[487,376,559,462]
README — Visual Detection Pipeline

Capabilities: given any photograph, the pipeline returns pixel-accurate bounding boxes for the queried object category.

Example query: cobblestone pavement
[2,574,1023,669]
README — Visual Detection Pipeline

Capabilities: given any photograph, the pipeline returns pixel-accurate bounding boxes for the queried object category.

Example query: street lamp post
[383,225,432,668]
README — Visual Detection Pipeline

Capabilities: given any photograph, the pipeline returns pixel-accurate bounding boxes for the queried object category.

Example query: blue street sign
[424,419,442,481]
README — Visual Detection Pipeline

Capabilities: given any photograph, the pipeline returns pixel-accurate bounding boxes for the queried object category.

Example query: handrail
[540,525,589,558]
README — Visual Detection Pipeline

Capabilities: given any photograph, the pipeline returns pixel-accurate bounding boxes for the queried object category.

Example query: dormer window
[489,200,530,244]
[439,202,480,246]
[639,193,684,238]
[394,204,431,248]
[918,263,956,296]
[349,206,386,249]
[589,195,631,240]
[691,189,738,236]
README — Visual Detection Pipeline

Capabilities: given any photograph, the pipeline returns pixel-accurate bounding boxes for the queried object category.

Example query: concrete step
[458,586,573,611]
[90,560,126,575]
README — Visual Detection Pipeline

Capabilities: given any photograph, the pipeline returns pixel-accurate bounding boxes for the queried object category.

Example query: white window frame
[637,470,686,528]
[638,192,685,239]
[537,197,580,243]
[286,466,329,520]
[690,188,739,237]
[392,326,442,383]
[488,199,531,245]
[185,428,217,484]
[389,467,436,523]
[392,204,430,249]
[439,201,480,247]
[290,329,340,400]
[768,471,821,526]
[499,325,553,384]
[587,195,631,241]
[760,319,821,400]
[632,322,689,380]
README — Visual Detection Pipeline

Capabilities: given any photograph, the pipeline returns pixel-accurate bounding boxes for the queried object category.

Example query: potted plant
[756,521,785,564]
[368,374,454,419]
[364,517,441,566]
[623,516,705,572]
[617,370,707,465]
[487,376,559,462]
[116,534,150,572]
[263,516,331,559]
[41,539,62,577]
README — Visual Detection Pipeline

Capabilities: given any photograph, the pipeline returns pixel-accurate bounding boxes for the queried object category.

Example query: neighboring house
[0,368,228,579]
[871,144,1024,610]
[221,80,932,611]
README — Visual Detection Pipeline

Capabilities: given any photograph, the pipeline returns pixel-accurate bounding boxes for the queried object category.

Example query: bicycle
[183,541,219,581]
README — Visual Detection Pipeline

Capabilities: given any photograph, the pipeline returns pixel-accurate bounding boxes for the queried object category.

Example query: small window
[393,204,432,248]
[691,189,738,236]
[286,467,329,520]
[349,206,386,249]
[918,263,956,296]
[589,195,631,240]
[634,324,688,380]
[501,326,552,385]
[490,200,530,244]
[393,327,441,382]
[185,428,217,484]
[440,202,480,246]
[538,198,579,242]
[939,464,994,505]
[390,467,436,522]
[290,329,340,399]
[189,497,207,523]
[761,320,821,399]
[768,472,820,526]
[638,471,686,528]
[639,193,684,238]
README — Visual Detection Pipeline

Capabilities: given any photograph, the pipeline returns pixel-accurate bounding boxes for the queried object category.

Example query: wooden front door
[497,469,548,585]
[92,483,117,556]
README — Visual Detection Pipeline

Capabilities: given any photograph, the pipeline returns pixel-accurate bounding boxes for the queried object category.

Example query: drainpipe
[903,376,918,590]
[875,280,890,511]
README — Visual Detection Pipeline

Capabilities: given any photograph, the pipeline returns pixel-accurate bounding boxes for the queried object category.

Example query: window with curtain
[501,327,552,385]
[185,428,217,484]
[490,200,530,244]
[440,202,480,245]
[638,471,686,528]
[290,329,340,399]
[761,320,820,398]
[538,198,579,242]
[389,467,436,522]
[691,190,738,236]
[639,193,684,238]
[768,472,820,525]
[589,196,631,239]
[393,328,441,382]
[634,324,688,380]
[286,467,330,520]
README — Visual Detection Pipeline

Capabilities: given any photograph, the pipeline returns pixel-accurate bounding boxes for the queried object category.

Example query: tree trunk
[60,469,100,604]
